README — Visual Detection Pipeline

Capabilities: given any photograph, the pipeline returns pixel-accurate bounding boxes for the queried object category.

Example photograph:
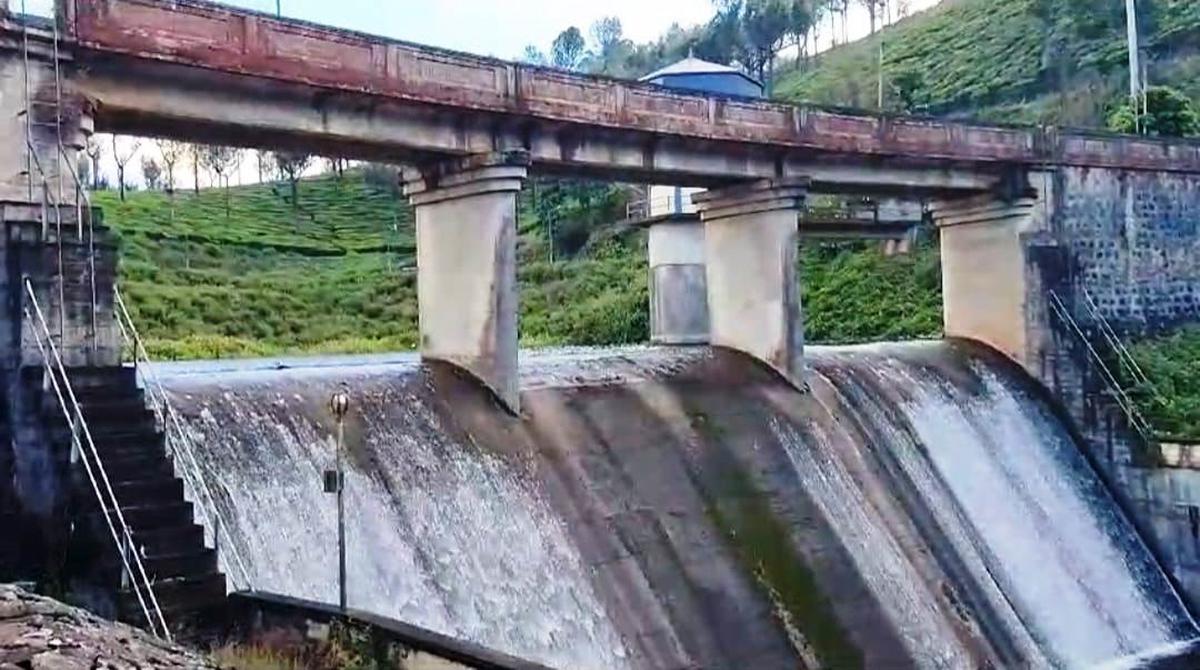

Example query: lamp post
[328,388,350,611]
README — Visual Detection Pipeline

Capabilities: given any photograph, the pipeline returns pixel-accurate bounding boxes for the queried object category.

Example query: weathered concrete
[0,40,90,206]
[404,153,527,413]
[60,0,1200,183]
[646,216,709,345]
[931,185,1047,368]
[695,179,807,388]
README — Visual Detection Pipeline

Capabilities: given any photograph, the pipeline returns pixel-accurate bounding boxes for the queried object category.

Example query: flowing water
[157,342,1200,669]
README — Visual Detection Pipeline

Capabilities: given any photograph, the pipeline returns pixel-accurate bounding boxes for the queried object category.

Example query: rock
[0,584,218,669]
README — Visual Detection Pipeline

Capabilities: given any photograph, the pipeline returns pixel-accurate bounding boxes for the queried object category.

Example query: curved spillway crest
[159,343,1199,669]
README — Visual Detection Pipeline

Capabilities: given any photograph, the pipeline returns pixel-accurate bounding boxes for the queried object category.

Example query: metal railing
[625,193,697,220]
[18,0,100,354]
[1079,287,1168,408]
[1047,289,1157,445]
[23,279,170,639]
[113,286,254,592]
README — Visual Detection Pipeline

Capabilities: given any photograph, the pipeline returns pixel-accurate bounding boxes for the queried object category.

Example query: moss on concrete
[703,458,863,670]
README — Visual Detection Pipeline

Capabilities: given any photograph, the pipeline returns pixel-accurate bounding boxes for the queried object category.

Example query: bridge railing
[113,285,255,592]
[23,278,170,639]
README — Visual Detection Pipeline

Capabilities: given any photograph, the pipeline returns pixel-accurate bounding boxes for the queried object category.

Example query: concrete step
[49,425,163,450]
[142,549,218,581]
[122,572,227,620]
[112,478,183,508]
[47,406,157,431]
[90,501,194,532]
[87,450,173,481]
[130,524,205,558]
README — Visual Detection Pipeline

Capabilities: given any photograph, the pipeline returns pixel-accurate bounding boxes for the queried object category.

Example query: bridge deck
[63,0,1200,177]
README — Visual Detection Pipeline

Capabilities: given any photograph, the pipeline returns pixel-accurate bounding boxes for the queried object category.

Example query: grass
[96,172,943,360]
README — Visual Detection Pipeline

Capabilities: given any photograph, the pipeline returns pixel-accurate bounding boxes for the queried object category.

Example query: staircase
[45,365,227,630]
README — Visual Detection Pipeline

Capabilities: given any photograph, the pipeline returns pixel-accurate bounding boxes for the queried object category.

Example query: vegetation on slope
[96,171,941,360]
[1129,328,1200,440]
[777,0,1200,126]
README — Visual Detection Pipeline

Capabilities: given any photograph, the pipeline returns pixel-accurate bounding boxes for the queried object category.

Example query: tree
[256,150,273,184]
[84,137,103,190]
[521,45,548,66]
[189,143,203,194]
[200,144,243,218]
[589,17,630,75]
[156,139,188,192]
[274,151,313,226]
[111,136,141,201]
[325,156,348,179]
[736,0,802,93]
[141,156,162,190]
[551,27,586,70]
[1108,87,1199,137]
[860,0,887,34]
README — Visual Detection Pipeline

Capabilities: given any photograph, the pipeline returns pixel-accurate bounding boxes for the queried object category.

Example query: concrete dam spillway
[157,342,1199,670]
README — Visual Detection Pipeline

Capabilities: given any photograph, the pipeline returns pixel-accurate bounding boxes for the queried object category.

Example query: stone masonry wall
[1031,166,1200,611]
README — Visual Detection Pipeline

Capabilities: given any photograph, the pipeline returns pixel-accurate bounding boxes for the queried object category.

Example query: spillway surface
[157,342,1200,669]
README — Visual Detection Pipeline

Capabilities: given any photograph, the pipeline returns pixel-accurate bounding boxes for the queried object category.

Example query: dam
[1,1,1200,668]
[151,343,1198,669]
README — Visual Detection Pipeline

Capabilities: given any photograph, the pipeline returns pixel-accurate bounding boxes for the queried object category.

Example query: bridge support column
[404,152,528,413]
[647,216,709,344]
[694,178,807,388]
[931,178,1048,370]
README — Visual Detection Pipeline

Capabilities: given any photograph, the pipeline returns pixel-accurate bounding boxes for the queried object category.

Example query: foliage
[776,0,1200,120]
[551,26,587,70]
[1107,86,1200,136]
[99,168,942,360]
[1128,327,1200,439]
[802,239,942,343]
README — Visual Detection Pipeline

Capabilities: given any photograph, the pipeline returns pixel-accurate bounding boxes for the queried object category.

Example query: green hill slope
[95,173,941,359]
[777,0,1200,125]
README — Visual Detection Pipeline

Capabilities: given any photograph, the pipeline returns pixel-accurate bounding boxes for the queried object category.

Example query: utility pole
[276,0,281,17]
[327,388,350,612]
[878,39,885,110]
[1125,0,1142,131]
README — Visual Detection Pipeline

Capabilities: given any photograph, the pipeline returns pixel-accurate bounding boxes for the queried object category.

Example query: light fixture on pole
[326,387,350,611]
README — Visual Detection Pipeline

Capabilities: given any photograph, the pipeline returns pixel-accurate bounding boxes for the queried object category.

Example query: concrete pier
[646,215,709,344]
[695,178,808,388]
[404,152,528,413]
[931,181,1047,370]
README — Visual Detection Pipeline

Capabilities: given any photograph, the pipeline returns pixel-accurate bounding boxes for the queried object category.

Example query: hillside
[777,0,1200,126]
[94,172,941,360]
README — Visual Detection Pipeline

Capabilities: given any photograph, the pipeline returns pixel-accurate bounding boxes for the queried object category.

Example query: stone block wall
[1029,166,1200,611]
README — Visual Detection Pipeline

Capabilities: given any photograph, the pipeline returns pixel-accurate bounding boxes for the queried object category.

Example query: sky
[19,0,939,186]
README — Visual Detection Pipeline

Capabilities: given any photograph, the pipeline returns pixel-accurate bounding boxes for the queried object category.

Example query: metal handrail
[23,279,171,639]
[113,286,254,591]
[1079,288,1168,408]
[1048,289,1157,444]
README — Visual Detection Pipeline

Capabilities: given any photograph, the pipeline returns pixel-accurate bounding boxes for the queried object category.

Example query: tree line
[522,0,913,94]
[79,137,344,216]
